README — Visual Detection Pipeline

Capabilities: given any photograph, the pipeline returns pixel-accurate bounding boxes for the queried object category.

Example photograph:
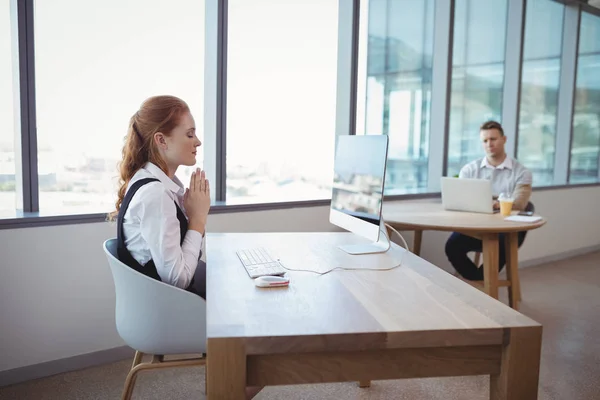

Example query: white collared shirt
[459,156,532,196]
[480,156,513,170]
[122,162,204,289]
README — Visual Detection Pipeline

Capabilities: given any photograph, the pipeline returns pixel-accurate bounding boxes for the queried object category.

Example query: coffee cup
[498,192,513,217]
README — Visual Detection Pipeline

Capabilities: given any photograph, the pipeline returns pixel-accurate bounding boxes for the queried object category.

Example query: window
[34,0,204,214]
[226,0,338,204]
[357,0,434,195]
[570,12,600,183]
[3,0,600,226]
[0,1,18,216]
[447,0,508,177]
[517,0,564,186]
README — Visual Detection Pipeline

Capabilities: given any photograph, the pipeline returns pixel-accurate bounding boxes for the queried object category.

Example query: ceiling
[588,0,600,8]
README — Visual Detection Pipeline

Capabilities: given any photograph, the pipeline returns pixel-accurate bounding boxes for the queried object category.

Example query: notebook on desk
[504,215,542,223]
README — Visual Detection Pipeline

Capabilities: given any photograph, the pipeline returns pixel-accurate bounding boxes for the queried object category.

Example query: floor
[1,252,599,400]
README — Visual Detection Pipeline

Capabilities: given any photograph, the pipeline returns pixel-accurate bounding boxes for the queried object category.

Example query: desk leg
[207,338,246,399]
[491,326,542,399]
[358,380,371,388]
[482,234,499,299]
[413,230,423,256]
[504,233,521,310]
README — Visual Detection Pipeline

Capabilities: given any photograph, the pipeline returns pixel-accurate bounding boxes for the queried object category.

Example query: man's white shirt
[459,156,532,196]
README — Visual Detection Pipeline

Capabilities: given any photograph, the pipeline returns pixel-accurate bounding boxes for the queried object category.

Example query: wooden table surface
[382,201,546,309]
[383,201,546,233]
[206,232,542,399]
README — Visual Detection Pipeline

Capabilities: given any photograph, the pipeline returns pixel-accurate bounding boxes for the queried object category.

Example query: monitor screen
[331,135,388,228]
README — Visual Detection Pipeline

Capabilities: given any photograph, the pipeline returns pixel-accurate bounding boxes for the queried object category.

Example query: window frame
[569,9,600,183]
[2,0,599,230]
[15,0,38,214]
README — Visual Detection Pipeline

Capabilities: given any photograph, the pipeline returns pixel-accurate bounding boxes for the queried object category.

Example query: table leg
[413,230,423,256]
[490,326,542,399]
[482,234,499,299]
[358,380,371,388]
[385,225,393,241]
[207,338,246,399]
[504,233,521,310]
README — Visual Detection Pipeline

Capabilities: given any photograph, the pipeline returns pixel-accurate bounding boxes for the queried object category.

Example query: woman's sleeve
[139,185,202,289]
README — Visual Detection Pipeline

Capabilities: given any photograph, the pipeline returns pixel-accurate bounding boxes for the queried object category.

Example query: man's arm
[512,183,532,211]
[458,163,474,179]
[512,166,533,211]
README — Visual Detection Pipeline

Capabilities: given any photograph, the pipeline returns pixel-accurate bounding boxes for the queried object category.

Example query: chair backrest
[103,239,207,355]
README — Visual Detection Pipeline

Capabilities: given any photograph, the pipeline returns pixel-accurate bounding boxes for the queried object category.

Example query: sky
[1,0,340,181]
[0,0,340,211]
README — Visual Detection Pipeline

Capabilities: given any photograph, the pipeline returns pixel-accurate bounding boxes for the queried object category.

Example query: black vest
[116,178,197,294]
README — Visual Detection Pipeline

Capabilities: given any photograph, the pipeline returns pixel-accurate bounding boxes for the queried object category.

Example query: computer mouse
[254,275,290,288]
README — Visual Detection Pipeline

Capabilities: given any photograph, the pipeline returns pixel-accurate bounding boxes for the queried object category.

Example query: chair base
[122,351,206,400]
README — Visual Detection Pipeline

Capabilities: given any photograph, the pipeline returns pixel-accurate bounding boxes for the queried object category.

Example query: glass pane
[570,12,600,183]
[447,0,508,177]
[226,0,338,204]
[358,0,434,195]
[34,0,204,214]
[0,1,18,217]
[517,0,564,186]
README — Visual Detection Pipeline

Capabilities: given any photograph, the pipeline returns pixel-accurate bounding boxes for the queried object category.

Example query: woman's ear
[154,132,168,150]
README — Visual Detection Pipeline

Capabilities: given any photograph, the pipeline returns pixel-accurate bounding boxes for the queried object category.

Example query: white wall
[0,186,599,373]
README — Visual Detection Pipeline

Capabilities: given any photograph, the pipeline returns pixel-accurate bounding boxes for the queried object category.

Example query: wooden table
[384,202,546,309]
[206,232,542,399]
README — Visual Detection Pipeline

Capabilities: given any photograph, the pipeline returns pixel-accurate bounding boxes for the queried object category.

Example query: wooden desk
[384,202,546,309]
[206,232,542,399]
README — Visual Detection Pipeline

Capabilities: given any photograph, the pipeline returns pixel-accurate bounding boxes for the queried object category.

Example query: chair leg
[121,366,141,400]
[122,351,144,400]
[131,351,144,368]
[121,354,206,400]
[358,380,371,388]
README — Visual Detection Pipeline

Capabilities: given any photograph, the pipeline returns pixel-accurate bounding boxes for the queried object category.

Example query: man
[445,120,533,281]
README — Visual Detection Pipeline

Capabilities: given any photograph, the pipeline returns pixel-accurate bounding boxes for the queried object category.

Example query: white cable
[279,223,411,276]
[384,222,410,254]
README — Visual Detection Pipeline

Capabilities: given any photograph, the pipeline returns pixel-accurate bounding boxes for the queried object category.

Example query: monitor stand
[337,219,390,255]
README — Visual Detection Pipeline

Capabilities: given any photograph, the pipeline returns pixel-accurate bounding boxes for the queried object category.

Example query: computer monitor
[329,134,389,255]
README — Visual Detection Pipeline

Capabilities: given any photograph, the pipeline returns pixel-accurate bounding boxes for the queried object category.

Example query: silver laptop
[440,177,493,214]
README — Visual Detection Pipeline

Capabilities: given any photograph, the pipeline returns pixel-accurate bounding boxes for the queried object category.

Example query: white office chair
[103,239,207,400]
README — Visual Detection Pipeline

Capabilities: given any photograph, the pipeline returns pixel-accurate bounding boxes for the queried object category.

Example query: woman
[114,95,209,297]
[114,95,262,399]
